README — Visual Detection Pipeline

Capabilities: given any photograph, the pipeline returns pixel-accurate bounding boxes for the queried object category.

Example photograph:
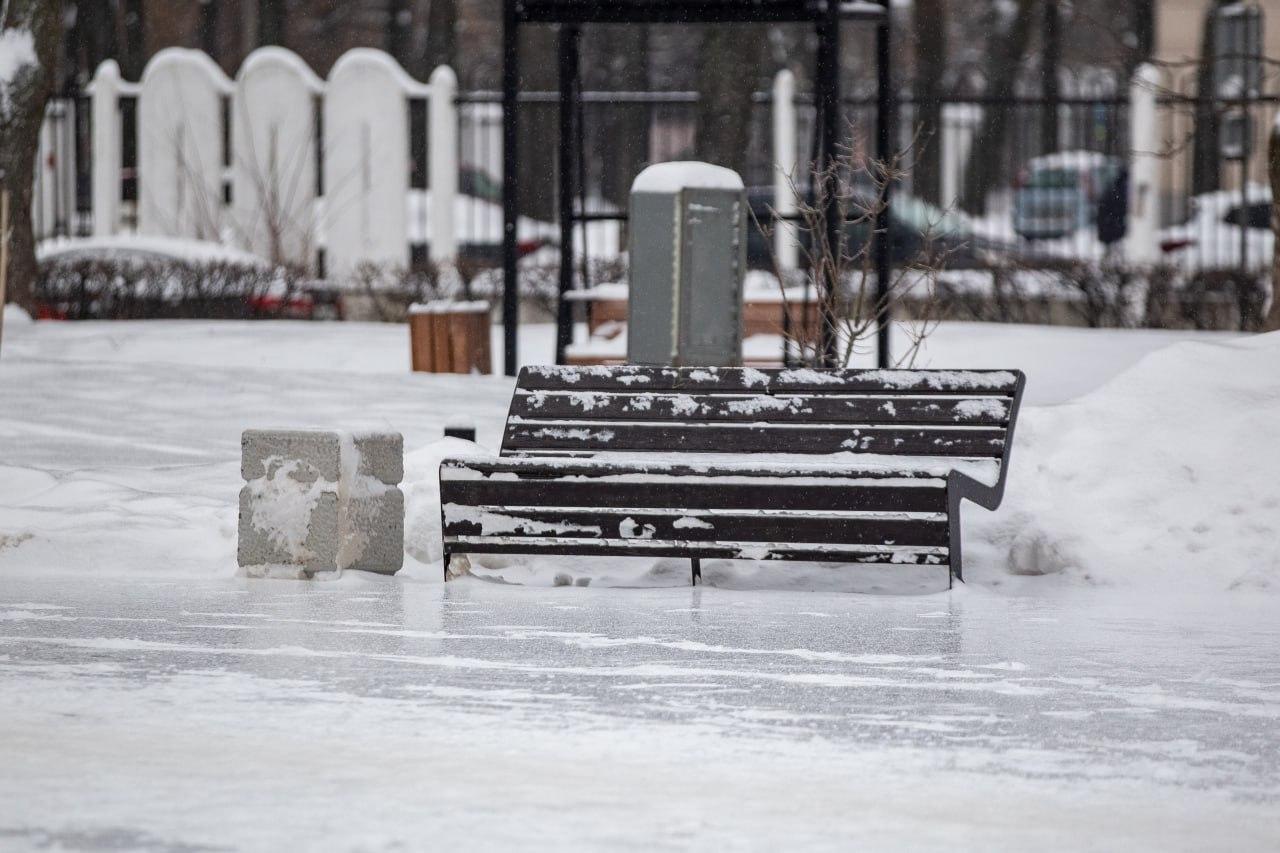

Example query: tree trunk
[1040,0,1060,156]
[1191,1,1225,195]
[912,0,947,204]
[516,25,558,222]
[1131,0,1155,70]
[199,0,221,62]
[258,0,286,46]
[67,0,118,84]
[386,0,411,67]
[695,24,765,177]
[1,0,63,350]
[423,0,457,73]
[587,24,649,209]
[1266,116,1280,331]
[119,0,145,79]
[958,0,1038,215]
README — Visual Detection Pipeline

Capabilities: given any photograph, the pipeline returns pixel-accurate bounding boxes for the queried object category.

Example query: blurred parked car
[745,185,1020,270]
[459,166,503,203]
[1159,184,1273,273]
[1013,151,1122,240]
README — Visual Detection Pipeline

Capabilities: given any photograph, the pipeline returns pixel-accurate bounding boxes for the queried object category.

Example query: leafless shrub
[1049,259,1143,328]
[348,260,466,322]
[34,256,292,320]
[756,137,948,368]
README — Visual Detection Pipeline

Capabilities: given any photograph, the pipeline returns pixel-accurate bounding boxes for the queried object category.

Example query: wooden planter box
[409,301,492,374]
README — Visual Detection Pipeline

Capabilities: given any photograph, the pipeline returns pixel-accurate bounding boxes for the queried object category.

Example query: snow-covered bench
[438,365,1025,586]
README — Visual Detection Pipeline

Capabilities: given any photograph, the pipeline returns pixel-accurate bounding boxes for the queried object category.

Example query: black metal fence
[454,74,1277,290]
[37,70,1279,328]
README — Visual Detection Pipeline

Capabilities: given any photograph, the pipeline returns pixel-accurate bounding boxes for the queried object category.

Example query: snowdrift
[967,331,1280,592]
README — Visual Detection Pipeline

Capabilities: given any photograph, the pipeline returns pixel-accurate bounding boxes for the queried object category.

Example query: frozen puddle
[0,576,1277,851]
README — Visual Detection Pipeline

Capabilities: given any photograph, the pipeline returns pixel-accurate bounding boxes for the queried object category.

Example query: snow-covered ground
[1,315,1278,849]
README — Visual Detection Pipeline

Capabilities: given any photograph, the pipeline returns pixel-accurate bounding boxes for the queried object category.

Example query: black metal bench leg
[443,552,451,582]
[690,557,701,586]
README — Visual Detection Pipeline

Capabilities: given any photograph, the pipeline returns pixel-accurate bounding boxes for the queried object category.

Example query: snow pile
[402,437,483,566]
[37,234,268,268]
[970,331,1280,592]
[3,303,33,327]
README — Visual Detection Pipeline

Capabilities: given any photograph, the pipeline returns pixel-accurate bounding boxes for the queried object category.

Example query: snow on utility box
[627,162,745,366]
[238,430,404,577]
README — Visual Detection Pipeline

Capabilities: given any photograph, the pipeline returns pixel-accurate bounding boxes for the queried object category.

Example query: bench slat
[444,537,948,564]
[512,391,1011,426]
[442,479,949,514]
[443,506,951,547]
[503,421,1008,457]
[519,365,1020,395]
[442,457,954,481]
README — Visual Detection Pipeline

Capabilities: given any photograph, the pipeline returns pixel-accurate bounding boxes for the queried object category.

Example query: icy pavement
[1,575,1277,851]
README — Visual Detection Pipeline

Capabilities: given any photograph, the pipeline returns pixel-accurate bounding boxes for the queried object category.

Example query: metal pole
[501,0,520,376]
[817,3,841,367]
[555,24,579,365]
[873,0,894,368]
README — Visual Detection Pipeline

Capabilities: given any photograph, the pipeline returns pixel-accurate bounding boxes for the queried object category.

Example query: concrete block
[238,429,404,576]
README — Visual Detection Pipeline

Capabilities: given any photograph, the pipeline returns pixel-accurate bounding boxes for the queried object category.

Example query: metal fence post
[1125,63,1160,265]
[501,0,520,376]
[771,69,800,272]
[428,65,459,266]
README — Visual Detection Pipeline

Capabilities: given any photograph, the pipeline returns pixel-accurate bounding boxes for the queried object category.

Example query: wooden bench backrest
[504,365,1024,471]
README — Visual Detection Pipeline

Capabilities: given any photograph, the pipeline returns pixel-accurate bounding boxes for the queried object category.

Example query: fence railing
[34,48,1279,288]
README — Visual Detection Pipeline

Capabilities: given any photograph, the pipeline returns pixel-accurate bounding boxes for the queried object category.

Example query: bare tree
[386,0,412,66]
[198,0,221,62]
[1,0,63,349]
[759,136,947,369]
[585,24,649,209]
[516,25,557,222]
[119,0,145,79]
[958,0,1038,215]
[258,0,285,46]
[911,0,948,204]
[422,0,456,72]
[1190,0,1229,195]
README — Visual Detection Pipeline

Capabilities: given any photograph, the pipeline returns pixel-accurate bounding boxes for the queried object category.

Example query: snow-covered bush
[34,255,294,320]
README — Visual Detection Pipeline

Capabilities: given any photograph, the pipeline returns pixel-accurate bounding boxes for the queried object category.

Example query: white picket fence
[85,47,461,278]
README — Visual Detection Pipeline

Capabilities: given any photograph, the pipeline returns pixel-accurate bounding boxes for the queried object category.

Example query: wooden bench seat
[438,365,1025,586]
